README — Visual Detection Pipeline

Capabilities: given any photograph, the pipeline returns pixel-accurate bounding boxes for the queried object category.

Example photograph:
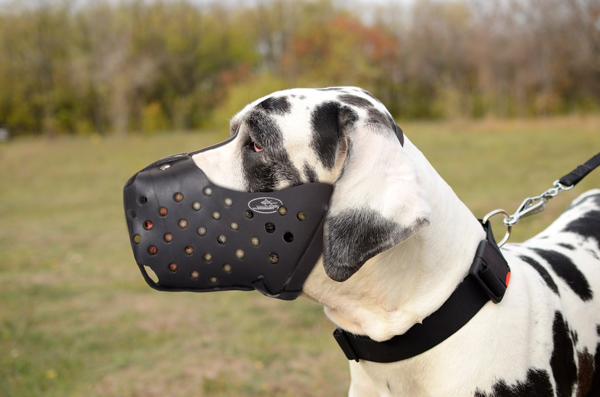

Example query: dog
[191,87,600,396]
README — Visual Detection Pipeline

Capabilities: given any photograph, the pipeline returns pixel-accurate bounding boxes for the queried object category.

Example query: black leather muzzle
[123,151,333,300]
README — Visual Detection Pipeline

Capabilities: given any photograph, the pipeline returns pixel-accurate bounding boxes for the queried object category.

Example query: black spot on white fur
[564,210,600,252]
[577,347,596,396]
[558,243,575,250]
[367,108,394,130]
[551,311,578,397]
[310,102,340,169]
[337,94,404,145]
[519,255,560,296]
[474,368,554,397]
[245,109,283,148]
[566,193,600,212]
[338,94,374,108]
[317,87,345,92]
[532,248,593,301]
[588,336,600,395]
[360,88,380,102]
[394,123,405,146]
[324,209,429,282]
[257,96,291,115]
[303,162,318,183]
[243,109,301,191]
[310,101,358,170]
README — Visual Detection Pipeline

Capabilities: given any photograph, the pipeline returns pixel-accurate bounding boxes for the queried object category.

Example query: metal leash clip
[484,151,599,247]
[483,180,574,247]
[505,180,574,226]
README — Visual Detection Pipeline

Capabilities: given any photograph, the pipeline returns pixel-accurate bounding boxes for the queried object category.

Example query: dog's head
[193,87,431,282]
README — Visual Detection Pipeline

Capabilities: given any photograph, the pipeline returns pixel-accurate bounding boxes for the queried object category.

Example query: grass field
[1,116,599,396]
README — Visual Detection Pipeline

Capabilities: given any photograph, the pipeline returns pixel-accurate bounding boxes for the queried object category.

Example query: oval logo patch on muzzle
[123,151,333,300]
[248,197,283,214]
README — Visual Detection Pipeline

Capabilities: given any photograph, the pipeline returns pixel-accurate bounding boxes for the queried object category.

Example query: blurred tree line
[0,0,598,136]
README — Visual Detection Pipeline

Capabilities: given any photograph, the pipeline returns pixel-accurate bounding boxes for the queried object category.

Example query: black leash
[559,152,600,188]
[485,151,600,247]
[333,151,600,363]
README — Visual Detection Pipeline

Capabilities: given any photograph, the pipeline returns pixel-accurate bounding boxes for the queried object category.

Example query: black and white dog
[192,87,600,396]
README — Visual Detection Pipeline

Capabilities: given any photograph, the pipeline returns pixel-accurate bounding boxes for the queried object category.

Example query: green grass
[1,117,599,396]
[406,116,600,241]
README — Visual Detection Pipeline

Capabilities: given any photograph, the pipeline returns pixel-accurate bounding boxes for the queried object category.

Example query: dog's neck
[302,139,486,342]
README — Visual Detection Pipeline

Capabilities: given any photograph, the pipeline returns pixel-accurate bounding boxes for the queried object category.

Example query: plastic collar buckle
[468,239,510,304]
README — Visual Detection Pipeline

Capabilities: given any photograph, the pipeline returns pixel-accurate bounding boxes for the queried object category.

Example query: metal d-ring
[482,209,512,248]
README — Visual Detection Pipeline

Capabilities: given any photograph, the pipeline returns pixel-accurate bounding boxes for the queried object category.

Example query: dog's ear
[323,114,431,282]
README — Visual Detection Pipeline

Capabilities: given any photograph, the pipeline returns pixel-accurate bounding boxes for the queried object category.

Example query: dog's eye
[252,142,264,153]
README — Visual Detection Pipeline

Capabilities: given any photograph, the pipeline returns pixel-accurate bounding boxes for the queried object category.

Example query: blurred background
[1,0,599,396]
[0,0,599,137]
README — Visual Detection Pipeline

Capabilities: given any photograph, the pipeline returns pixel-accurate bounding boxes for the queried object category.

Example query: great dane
[190,87,600,396]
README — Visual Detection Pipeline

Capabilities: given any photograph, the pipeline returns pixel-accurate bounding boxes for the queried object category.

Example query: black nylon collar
[333,220,510,363]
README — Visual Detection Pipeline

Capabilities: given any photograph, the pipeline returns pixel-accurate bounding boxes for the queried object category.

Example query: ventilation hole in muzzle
[169,263,178,272]
[230,222,239,230]
[297,211,307,221]
[217,235,227,245]
[244,210,254,219]
[145,265,159,283]
[278,206,288,216]
[197,226,207,236]
[164,233,174,243]
[211,211,221,220]
[203,187,213,196]
[283,232,294,243]
[138,196,147,204]
[179,219,188,229]
[191,271,200,280]
[133,235,142,244]
[250,237,260,246]
[224,198,233,207]
[148,246,158,255]
[143,220,154,230]
[210,277,218,284]
[268,253,279,264]
[223,264,232,273]
[203,253,213,262]
[159,207,168,216]
[128,210,136,219]
[236,249,245,259]
[192,202,202,211]
[185,246,194,255]
[265,222,275,233]
[173,192,184,202]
